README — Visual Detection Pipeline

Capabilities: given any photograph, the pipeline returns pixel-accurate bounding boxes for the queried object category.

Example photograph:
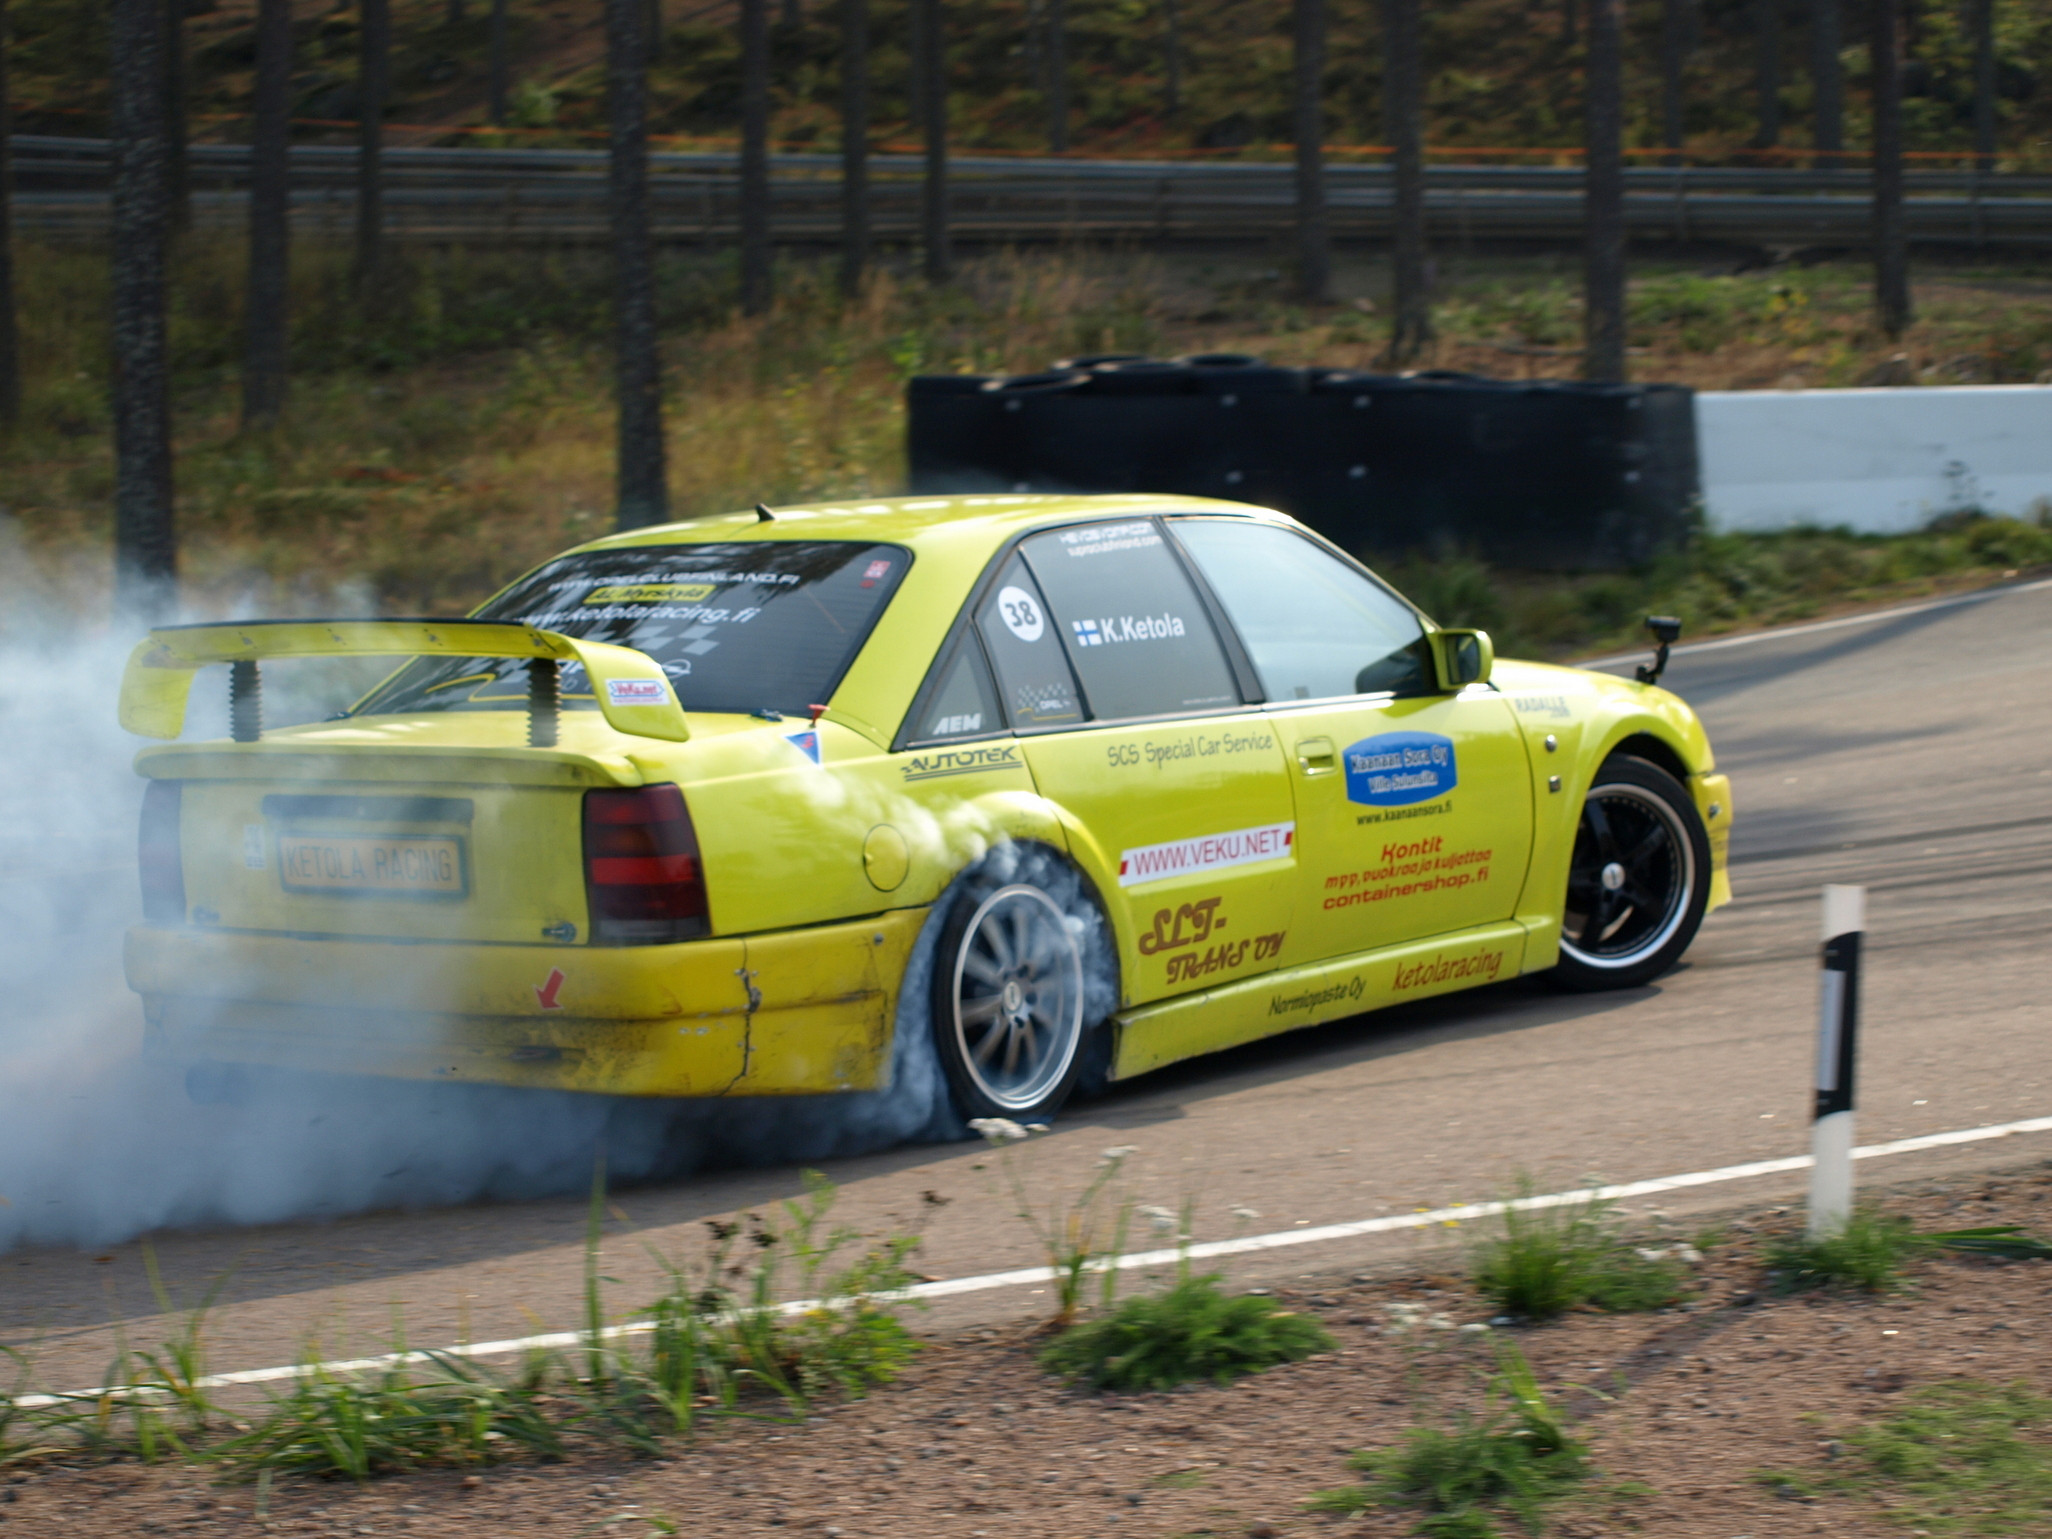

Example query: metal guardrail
[13,134,2051,246]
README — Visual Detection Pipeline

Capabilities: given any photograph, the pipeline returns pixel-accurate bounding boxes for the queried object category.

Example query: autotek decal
[1117,822,1294,887]
[901,744,1023,781]
[1069,612,1188,647]
[1344,731,1458,807]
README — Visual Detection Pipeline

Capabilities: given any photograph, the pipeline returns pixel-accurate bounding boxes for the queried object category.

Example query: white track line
[1577,574,2052,669]
[16,1113,2052,1409]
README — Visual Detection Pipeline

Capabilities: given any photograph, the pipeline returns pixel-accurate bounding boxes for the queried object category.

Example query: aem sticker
[995,585,1045,643]
[605,677,669,707]
[1344,731,1457,807]
[585,582,717,604]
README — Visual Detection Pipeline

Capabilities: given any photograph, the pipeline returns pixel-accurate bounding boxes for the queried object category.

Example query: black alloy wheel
[1552,756,1712,991]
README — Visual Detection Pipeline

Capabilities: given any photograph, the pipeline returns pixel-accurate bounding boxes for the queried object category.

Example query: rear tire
[1551,756,1711,992]
[928,847,1114,1123]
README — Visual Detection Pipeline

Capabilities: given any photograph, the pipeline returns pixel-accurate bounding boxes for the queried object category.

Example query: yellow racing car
[121,495,1731,1124]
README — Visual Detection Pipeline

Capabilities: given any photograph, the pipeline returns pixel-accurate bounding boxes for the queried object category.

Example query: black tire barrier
[906,356,1698,571]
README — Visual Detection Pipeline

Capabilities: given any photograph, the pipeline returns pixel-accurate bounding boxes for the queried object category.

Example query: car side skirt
[1109,920,1530,1081]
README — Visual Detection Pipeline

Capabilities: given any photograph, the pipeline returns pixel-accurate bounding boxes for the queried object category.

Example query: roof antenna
[755,503,776,522]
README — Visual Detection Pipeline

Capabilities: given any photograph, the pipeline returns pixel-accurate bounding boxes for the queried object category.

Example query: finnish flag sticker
[1071,619,1103,646]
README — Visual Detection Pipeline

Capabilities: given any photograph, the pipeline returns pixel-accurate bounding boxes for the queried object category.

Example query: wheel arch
[1602,730,1694,786]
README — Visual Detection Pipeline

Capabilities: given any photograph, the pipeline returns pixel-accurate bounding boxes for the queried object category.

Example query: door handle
[1295,737,1337,776]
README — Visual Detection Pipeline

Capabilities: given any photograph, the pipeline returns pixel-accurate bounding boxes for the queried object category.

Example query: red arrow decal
[534,968,566,1010]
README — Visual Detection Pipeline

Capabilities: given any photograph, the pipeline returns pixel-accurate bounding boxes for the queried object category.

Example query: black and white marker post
[1809,884,1866,1237]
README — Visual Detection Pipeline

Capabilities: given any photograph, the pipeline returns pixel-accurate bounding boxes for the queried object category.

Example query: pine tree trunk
[739,0,772,314]
[1046,0,1068,152]
[111,0,178,616]
[1660,0,1687,163]
[1583,0,1626,381]
[242,0,291,428]
[1970,0,1995,171]
[1754,0,1782,148]
[782,0,801,29]
[1386,0,1430,361]
[0,0,18,431]
[447,0,465,25]
[1162,0,1182,121]
[607,0,668,528]
[648,0,664,62]
[356,0,388,286]
[918,0,949,281]
[839,0,869,296]
[1292,0,1328,304]
[163,0,189,233]
[1562,0,1578,47]
[488,0,509,122]
[1870,0,1910,338]
[1811,0,1842,155]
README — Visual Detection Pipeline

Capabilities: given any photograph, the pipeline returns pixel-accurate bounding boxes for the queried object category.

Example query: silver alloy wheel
[1559,780,1697,972]
[947,883,1086,1112]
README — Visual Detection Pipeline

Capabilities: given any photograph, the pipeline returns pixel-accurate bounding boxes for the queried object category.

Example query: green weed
[971,1120,1136,1326]
[1037,1274,1334,1392]
[204,1349,564,1483]
[1308,1341,1589,1536]
[1469,1184,1692,1320]
[1757,1380,2052,1535]
[1763,1208,1929,1295]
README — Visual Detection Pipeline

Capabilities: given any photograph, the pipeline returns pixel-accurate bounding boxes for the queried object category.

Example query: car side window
[913,637,1003,741]
[1019,521,1242,720]
[1170,519,1430,700]
[974,557,1086,729]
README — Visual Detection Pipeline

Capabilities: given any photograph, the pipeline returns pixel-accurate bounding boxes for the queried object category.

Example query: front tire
[1552,756,1711,991]
[929,848,1111,1122]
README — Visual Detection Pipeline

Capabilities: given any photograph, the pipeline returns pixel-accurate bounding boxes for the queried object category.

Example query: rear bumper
[126,910,926,1097]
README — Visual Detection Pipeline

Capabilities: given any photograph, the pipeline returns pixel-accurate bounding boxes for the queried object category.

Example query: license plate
[277,834,467,899]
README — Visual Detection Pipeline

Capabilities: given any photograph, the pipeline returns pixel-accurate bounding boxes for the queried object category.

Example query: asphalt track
[7,580,2051,1394]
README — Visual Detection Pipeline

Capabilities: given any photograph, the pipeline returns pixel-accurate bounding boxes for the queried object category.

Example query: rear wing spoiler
[119,619,690,745]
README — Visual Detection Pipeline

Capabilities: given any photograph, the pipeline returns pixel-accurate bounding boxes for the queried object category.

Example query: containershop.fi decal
[1344,731,1457,807]
[1117,822,1294,886]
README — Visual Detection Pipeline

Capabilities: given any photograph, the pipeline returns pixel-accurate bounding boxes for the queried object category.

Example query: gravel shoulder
[6,1163,2049,1539]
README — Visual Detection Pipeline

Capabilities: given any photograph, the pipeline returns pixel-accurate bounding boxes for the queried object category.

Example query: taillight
[139,780,186,924]
[582,785,710,945]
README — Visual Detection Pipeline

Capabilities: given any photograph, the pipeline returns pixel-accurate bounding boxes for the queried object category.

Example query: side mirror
[1636,615,1682,685]
[1432,628,1494,691]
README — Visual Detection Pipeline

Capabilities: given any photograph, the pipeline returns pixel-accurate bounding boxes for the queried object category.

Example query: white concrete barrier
[1697,384,2052,533]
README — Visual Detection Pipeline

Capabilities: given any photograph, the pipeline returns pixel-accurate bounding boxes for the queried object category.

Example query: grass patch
[7,236,2052,628]
[1308,1341,1589,1537]
[1386,511,2052,661]
[1758,1380,2052,1535]
[1763,1208,1929,1295]
[1468,1184,1693,1321]
[1036,1274,1334,1393]
[0,1170,922,1481]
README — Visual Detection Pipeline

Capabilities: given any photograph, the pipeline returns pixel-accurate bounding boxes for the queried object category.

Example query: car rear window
[351,542,909,720]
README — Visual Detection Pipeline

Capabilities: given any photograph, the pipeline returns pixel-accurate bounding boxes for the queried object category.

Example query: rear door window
[974,556,1085,730]
[1019,520,1242,721]
[353,542,908,720]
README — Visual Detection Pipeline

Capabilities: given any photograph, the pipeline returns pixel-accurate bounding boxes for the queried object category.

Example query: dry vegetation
[7,240,2052,644]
